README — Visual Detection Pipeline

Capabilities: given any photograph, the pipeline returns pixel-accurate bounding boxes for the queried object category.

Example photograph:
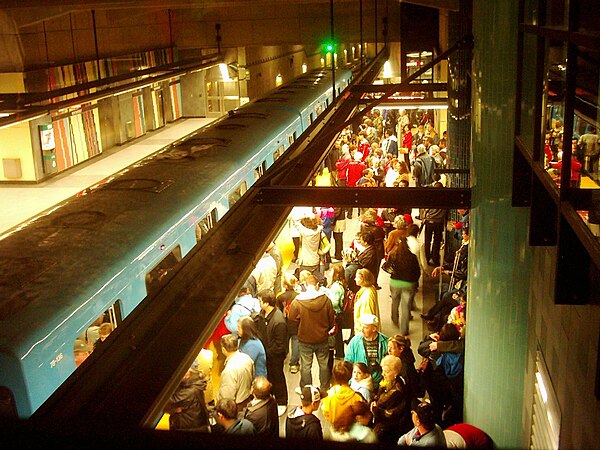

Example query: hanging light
[219,63,231,81]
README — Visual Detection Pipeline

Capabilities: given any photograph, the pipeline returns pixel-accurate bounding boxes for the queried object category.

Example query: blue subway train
[0,67,353,419]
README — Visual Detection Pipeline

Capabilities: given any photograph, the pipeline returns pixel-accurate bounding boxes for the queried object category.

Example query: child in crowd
[349,362,374,403]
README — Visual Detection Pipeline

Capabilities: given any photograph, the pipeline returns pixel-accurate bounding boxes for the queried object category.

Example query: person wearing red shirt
[548,139,583,188]
[401,124,413,168]
[346,152,367,187]
[335,144,352,187]
[358,134,371,161]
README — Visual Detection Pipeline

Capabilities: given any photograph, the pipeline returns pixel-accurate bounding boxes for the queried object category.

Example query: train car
[0,67,353,419]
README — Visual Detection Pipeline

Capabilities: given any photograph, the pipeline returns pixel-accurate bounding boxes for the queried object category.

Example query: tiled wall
[465,1,532,448]
[526,246,600,449]
[468,2,600,449]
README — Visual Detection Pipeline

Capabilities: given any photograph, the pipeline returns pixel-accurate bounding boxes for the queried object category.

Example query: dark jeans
[299,341,331,392]
[267,356,288,405]
[288,333,299,366]
[424,221,444,265]
[333,231,344,260]
[334,315,345,358]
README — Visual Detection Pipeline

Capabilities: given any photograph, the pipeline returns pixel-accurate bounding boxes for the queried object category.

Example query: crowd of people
[157,109,492,447]
[544,120,600,189]
[74,311,115,368]
[329,108,449,192]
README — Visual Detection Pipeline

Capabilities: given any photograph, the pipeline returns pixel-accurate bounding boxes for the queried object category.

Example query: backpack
[338,289,356,330]
[343,289,355,313]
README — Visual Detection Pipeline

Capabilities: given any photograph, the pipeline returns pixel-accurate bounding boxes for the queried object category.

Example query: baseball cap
[299,385,321,403]
[73,339,91,353]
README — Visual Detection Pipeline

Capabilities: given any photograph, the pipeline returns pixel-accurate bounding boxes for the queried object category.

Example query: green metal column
[465,1,532,448]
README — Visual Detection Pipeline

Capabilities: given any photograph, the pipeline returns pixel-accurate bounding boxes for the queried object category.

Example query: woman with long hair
[388,237,420,336]
[353,268,380,335]
[322,262,347,359]
[237,315,267,378]
[276,273,300,373]
[388,334,422,401]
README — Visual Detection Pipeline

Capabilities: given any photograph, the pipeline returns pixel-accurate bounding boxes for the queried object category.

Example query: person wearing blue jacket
[237,315,267,378]
[344,314,388,389]
[225,285,260,335]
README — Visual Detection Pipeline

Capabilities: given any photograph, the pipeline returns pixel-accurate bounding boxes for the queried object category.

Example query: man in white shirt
[218,333,254,410]
[289,206,313,263]
[250,251,277,293]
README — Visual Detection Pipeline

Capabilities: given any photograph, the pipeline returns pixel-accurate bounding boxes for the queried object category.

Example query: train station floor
[0,117,215,235]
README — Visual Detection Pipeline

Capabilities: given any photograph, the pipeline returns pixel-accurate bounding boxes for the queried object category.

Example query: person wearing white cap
[344,314,388,390]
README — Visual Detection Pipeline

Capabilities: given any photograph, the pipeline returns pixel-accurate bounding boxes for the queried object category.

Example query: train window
[326,98,330,107]
[196,208,217,242]
[0,387,17,419]
[254,161,266,181]
[309,113,314,124]
[316,104,323,115]
[289,133,296,145]
[145,246,183,296]
[273,145,285,161]
[104,303,121,328]
[75,303,121,368]
[228,181,247,208]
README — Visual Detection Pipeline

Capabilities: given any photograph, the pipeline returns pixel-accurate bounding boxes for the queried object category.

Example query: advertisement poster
[39,123,55,151]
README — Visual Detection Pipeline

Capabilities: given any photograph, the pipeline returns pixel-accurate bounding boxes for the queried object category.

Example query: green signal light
[326,44,334,52]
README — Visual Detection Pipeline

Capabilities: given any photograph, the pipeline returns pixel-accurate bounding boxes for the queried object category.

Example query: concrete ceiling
[2,0,458,26]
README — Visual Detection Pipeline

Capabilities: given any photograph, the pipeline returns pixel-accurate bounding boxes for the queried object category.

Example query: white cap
[360,313,379,326]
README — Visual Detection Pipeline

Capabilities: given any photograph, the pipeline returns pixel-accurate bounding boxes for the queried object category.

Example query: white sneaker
[277,405,287,416]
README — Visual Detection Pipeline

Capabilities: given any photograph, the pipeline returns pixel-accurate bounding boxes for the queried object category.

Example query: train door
[152,88,165,129]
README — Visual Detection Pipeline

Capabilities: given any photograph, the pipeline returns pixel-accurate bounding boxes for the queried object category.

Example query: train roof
[0,106,301,356]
